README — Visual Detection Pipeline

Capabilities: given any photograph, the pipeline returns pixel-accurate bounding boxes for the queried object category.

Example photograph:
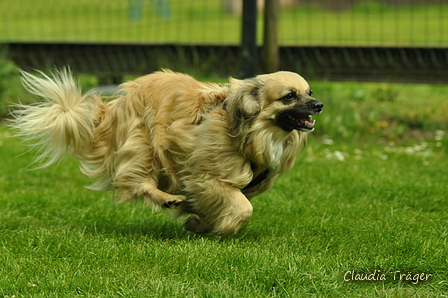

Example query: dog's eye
[308,89,313,96]
[282,92,295,101]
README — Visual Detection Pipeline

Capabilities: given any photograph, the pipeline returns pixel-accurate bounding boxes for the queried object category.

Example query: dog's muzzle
[276,100,323,132]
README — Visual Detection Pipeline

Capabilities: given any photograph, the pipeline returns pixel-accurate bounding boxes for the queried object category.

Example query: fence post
[263,0,279,73]
[241,0,258,78]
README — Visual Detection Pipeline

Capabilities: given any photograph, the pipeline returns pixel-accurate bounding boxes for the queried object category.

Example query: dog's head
[226,71,323,133]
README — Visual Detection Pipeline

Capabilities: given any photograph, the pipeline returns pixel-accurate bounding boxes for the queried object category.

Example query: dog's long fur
[11,69,322,235]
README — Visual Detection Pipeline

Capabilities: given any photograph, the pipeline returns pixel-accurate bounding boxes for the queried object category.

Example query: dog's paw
[184,216,212,234]
[162,195,185,208]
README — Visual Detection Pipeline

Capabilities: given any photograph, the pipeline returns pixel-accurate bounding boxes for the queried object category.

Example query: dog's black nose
[309,100,323,114]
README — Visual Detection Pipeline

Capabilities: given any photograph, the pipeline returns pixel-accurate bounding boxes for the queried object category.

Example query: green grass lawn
[1,77,447,296]
[1,0,447,46]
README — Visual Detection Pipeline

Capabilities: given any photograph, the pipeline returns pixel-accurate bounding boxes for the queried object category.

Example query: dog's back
[119,70,228,126]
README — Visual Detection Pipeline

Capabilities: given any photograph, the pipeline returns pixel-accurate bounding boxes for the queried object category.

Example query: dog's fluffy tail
[10,69,101,168]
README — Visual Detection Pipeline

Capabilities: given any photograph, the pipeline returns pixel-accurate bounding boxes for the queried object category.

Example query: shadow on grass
[79,217,224,241]
[78,214,262,242]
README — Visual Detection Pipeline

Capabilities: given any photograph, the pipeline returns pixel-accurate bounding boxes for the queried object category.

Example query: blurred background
[2,0,447,45]
[1,0,447,82]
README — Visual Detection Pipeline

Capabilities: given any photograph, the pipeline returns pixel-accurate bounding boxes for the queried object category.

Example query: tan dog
[11,69,323,236]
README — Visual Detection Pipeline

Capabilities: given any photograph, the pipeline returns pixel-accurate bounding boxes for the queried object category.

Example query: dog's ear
[225,77,262,135]
[227,77,262,119]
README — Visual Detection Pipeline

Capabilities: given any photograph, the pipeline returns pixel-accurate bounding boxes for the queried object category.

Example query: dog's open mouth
[277,112,316,132]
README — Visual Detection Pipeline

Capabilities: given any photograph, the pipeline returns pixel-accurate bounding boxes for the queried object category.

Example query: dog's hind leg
[184,216,213,234]
[141,182,185,209]
[119,180,185,210]
[113,157,185,210]
[111,127,185,209]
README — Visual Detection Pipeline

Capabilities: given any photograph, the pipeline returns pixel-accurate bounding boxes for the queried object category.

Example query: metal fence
[1,0,448,82]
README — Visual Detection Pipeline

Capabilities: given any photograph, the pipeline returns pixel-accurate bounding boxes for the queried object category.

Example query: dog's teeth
[305,119,316,127]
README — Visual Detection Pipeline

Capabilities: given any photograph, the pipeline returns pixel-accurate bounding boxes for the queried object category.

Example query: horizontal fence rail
[4,42,448,83]
[280,46,448,83]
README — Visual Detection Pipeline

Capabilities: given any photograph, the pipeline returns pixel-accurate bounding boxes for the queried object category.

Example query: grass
[313,81,448,142]
[1,76,448,296]
[1,0,448,46]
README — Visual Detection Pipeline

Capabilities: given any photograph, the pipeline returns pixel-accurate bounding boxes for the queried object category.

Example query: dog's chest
[268,140,285,166]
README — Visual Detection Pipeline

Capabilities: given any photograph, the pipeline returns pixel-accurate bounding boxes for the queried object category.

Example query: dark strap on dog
[243,164,270,191]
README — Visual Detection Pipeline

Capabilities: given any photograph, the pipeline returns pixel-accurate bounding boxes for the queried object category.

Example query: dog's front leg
[213,190,253,236]
[185,180,253,236]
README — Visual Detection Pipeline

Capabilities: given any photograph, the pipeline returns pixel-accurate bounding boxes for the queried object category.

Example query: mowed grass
[1,0,448,45]
[1,78,448,297]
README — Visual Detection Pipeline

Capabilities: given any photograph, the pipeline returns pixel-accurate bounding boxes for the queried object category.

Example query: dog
[11,69,323,236]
